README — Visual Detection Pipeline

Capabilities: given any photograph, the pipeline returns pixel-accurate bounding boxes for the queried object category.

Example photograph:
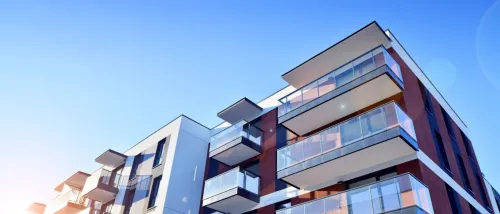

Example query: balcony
[209,120,263,166]
[276,174,434,214]
[44,188,89,214]
[277,102,418,189]
[278,46,403,136]
[203,167,260,213]
[81,168,120,203]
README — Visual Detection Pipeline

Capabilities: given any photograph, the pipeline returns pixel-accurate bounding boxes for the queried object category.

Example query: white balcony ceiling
[218,98,262,124]
[95,149,127,168]
[282,21,391,89]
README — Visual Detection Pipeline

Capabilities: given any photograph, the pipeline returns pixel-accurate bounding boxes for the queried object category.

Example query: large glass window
[419,81,434,114]
[460,130,475,159]
[130,154,143,180]
[475,173,491,209]
[456,155,473,192]
[441,107,456,138]
[433,130,451,173]
[153,138,166,167]
[446,184,462,214]
[148,176,162,208]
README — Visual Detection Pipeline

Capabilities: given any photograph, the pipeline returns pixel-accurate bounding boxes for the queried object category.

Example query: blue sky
[0,1,499,213]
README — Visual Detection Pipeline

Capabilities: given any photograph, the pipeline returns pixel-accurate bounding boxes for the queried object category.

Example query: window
[419,81,434,114]
[460,131,475,159]
[456,155,473,193]
[495,197,500,213]
[153,138,166,167]
[441,107,456,138]
[475,173,491,209]
[346,168,396,189]
[148,176,162,208]
[433,130,451,174]
[446,184,462,214]
[130,154,143,180]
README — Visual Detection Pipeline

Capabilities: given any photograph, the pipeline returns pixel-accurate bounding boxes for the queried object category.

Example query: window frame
[148,175,162,209]
[153,138,166,167]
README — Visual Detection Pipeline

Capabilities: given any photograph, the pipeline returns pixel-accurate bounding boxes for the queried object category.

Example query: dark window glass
[456,155,473,192]
[475,173,491,209]
[419,81,434,114]
[130,154,143,180]
[276,125,291,191]
[244,160,259,176]
[433,130,451,173]
[496,197,500,213]
[441,107,456,137]
[460,131,475,159]
[346,167,396,189]
[207,159,222,180]
[153,138,166,167]
[446,184,462,214]
[148,176,162,208]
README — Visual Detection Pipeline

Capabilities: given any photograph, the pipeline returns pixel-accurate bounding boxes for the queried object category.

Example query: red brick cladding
[389,48,492,209]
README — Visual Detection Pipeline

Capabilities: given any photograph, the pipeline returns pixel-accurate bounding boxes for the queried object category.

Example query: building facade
[28,22,500,214]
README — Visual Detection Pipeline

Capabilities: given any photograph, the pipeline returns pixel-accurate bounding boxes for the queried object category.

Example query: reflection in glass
[210,121,263,152]
[302,82,319,104]
[317,73,336,97]
[339,118,362,144]
[278,46,403,117]
[203,168,259,200]
[276,102,416,171]
[275,174,433,214]
[335,63,355,87]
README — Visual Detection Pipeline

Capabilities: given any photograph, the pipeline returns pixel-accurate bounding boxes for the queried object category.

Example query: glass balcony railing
[278,46,402,117]
[210,120,263,152]
[276,174,433,214]
[203,167,260,200]
[100,169,112,185]
[277,102,416,171]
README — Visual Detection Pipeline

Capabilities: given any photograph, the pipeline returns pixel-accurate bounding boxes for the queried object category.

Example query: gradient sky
[1,1,499,213]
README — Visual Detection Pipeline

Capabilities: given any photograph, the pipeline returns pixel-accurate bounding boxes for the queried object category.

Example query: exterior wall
[112,116,210,214]
[485,179,500,214]
[161,117,210,214]
[389,47,493,212]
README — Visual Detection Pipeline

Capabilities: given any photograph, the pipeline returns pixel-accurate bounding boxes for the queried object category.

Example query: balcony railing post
[368,185,375,214]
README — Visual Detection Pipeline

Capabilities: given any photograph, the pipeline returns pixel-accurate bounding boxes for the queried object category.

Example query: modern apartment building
[28,115,210,214]
[28,21,500,214]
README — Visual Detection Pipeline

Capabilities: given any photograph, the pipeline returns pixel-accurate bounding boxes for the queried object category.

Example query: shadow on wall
[114,152,156,205]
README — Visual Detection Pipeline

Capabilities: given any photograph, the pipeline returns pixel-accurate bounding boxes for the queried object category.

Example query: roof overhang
[26,202,46,213]
[217,98,262,124]
[54,171,90,192]
[95,149,127,168]
[282,21,392,89]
